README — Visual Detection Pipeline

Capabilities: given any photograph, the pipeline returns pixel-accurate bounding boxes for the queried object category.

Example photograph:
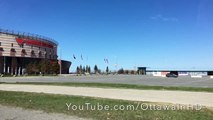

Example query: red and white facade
[0,29,71,75]
[0,29,57,59]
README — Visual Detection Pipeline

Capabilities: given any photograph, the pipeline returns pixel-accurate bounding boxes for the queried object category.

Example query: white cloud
[150,14,178,22]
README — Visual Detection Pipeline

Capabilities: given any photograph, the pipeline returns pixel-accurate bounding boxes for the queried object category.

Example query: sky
[0,0,213,72]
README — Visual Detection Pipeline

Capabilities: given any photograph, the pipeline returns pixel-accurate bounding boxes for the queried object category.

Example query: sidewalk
[0,84,213,107]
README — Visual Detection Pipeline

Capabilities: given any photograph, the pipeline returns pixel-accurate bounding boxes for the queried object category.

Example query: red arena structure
[0,28,71,75]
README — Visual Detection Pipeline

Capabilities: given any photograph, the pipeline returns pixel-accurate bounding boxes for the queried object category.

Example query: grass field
[0,90,213,120]
[2,82,213,92]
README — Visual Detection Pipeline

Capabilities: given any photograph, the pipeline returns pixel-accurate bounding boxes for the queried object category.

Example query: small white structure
[178,72,189,76]
[152,71,169,77]
[152,72,162,77]
[191,75,202,78]
[189,72,207,78]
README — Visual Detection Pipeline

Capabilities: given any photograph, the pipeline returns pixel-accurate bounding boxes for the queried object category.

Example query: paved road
[1,84,213,107]
[0,75,213,88]
[0,105,88,120]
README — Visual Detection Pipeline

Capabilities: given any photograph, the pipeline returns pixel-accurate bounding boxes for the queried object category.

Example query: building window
[31,45,33,49]
[0,47,3,51]
[21,49,26,55]
[11,43,13,47]
[11,48,16,52]
[0,42,1,46]
[31,50,34,54]
[21,49,26,53]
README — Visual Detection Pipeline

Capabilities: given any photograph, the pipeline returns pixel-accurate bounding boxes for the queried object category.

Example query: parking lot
[1,75,213,88]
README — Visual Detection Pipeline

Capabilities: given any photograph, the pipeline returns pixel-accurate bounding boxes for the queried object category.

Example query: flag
[81,54,83,60]
[104,58,109,64]
[106,59,109,64]
[73,54,76,59]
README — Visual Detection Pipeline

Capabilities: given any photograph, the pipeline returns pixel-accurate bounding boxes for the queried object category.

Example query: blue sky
[0,0,213,72]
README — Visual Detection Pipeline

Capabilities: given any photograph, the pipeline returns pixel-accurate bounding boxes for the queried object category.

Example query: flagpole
[59,47,62,75]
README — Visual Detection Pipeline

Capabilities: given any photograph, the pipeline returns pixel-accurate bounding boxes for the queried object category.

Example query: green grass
[3,82,213,92]
[0,90,213,120]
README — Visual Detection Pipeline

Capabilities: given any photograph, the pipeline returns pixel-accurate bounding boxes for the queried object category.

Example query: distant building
[138,66,213,77]
[137,67,147,75]
[0,28,71,75]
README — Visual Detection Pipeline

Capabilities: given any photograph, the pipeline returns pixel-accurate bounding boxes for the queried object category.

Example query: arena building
[0,28,71,75]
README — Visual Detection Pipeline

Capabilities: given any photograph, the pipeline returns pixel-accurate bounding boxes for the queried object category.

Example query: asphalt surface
[0,75,213,88]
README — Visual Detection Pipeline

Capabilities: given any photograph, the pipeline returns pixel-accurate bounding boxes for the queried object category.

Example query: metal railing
[0,28,58,46]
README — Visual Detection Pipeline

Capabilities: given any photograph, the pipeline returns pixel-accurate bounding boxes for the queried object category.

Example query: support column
[18,67,21,76]
[3,56,6,74]
[0,57,3,74]
[7,66,10,74]
[11,67,13,75]
[15,67,17,75]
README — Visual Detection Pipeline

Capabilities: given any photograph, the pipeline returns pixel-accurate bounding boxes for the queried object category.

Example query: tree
[26,62,33,74]
[117,68,124,74]
[88,66,91,74]
[124,70,129,74]
[130,70,135,74]
[39,59,50,74]
[82,66,86,74]
[79,65,82,74]
[94,65,98,73]
[98,69,101,74]
[51,61,59,74]
[86,65,89,73]
[38,60,44,74]
[106,66,109,74]
[26,61,40,75]
[26,59,60,75]
[76,66,80,74]
[32,62,40,74]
